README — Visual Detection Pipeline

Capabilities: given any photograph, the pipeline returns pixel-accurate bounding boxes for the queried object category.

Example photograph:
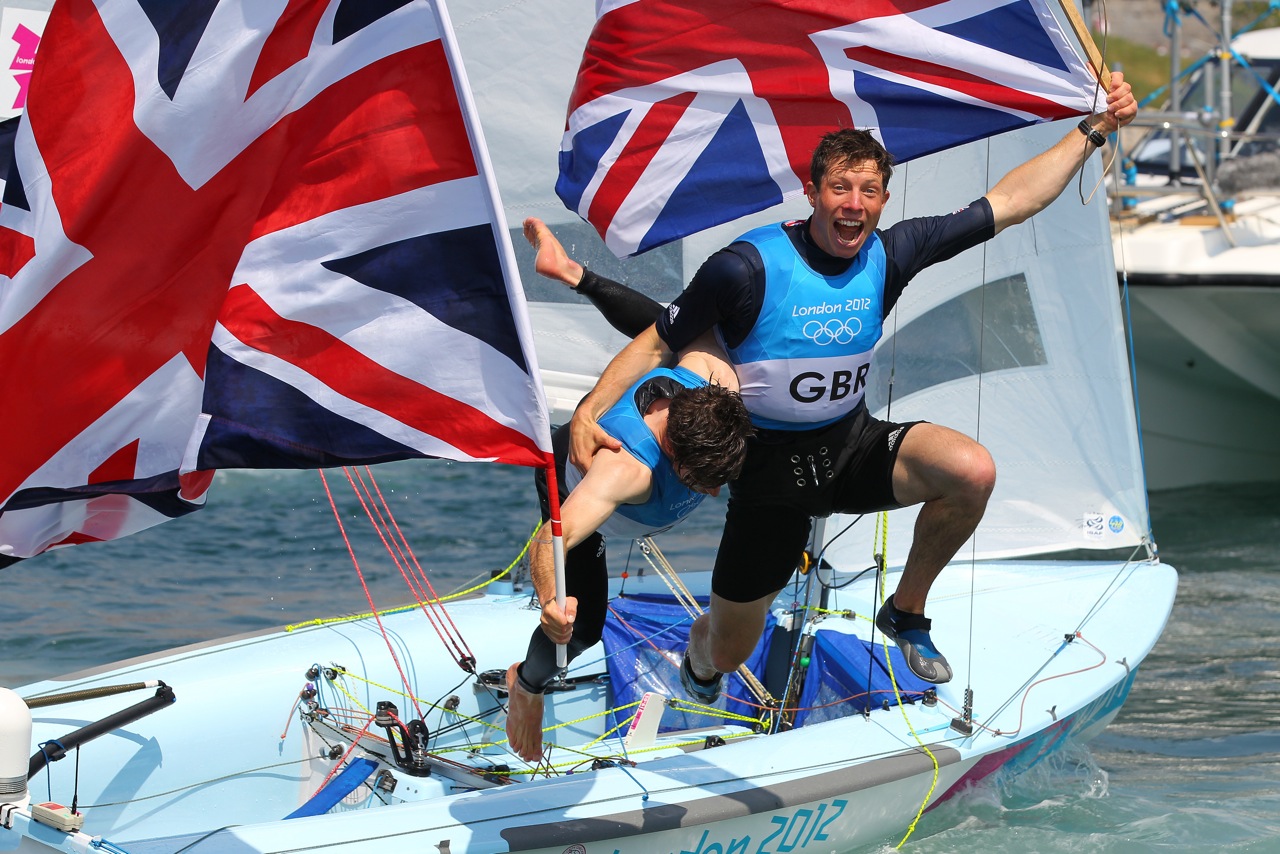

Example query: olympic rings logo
[802,317,862,345]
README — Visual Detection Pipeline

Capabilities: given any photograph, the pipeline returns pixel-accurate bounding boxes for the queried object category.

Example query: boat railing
[1110,111,1280,227]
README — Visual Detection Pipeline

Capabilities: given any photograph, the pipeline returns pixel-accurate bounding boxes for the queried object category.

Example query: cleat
[876,595,953,684]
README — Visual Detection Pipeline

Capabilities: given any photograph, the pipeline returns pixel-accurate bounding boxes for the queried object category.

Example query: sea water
[2,464,1278,852]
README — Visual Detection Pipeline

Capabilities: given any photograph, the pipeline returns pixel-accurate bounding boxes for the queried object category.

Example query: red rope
[311,714,376,795]
[358,466,475,666]
[318,469,427,720]
[337,467,473,669]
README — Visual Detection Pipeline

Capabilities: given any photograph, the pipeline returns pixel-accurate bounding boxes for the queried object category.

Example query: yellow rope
[314,669,762,776]
[326,673,374,718]
[435,728,760,779]
[875,512,940,849]
[805,605,864,620]
[664,697,761,725]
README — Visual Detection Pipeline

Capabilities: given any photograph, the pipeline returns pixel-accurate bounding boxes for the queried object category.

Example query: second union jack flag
[558,0,1108,257]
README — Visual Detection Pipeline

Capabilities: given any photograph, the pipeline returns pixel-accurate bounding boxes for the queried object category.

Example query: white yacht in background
[1112,19,1280,491]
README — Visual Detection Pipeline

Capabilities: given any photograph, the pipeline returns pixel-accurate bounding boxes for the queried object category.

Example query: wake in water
[891,739,1111,853]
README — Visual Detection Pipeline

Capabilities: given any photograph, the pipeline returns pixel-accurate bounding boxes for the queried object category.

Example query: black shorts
[711,405,921,603]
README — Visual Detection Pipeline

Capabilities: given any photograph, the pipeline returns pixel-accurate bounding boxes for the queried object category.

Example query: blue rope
[36,740,66,802]
[612,760,650,801]
[1162,0,1181,38]
[1228,46,1280,113]
[1145,0,1280,110]
[1180,3,1218,37]
[1234,1,1280,38]
[1137,53,1211,108]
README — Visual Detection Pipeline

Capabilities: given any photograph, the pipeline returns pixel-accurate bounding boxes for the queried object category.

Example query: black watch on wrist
[1077,120,1107,147]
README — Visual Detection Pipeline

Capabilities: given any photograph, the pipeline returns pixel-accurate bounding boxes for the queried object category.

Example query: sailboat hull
[1123,274,1280,490]
[7,558,1176,854]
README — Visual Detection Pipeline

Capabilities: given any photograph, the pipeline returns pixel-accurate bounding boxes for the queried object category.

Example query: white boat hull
[1128,284,1280,490]
[5,558,1176,854]
[1114,197,1280,490]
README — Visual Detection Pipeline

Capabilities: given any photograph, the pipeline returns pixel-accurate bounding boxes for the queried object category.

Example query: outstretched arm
[529,450,650,643]
[985,72,1136,234]
[568,324,673,472]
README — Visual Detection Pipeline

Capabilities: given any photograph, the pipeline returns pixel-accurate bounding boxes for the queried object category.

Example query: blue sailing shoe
[875,595,953,684]
[679,649,723,704]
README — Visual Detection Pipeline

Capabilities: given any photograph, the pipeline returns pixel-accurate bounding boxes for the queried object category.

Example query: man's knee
[899,426,996,507]
[961,442,996,501]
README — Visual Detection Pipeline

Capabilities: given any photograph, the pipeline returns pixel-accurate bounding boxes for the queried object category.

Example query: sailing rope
[962,630,1109,739]
[874,514,940,849]
[317,468,429,721]
[282,527,538,632]
[339,465,477,672]
[638,536,776,708]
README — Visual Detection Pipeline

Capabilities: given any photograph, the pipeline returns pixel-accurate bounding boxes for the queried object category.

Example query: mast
[1170,4,1183,183]
[1219,1,1234,163]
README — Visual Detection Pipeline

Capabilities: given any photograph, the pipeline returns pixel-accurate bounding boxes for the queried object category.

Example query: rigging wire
[283,522,541,633]
[637,537,776,707]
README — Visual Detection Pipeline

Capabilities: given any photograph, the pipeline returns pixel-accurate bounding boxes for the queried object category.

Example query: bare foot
[522,217,583,288]
[505,662,546,762]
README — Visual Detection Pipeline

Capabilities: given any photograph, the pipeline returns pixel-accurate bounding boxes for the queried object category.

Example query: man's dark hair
[809,128,894,189]
[665,384,753,493]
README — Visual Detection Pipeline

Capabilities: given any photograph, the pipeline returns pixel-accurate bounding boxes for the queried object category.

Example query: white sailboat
[1111,14,1280,490]
[0,1,1176,852]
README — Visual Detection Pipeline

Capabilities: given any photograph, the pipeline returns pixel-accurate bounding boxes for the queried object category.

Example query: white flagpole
[432,0,568,669]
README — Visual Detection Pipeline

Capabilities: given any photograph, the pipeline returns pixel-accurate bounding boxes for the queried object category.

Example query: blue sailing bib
[566,366,707,538]
[723,224,886,430]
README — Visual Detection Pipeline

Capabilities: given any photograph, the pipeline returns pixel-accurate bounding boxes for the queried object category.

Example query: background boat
[1110,13,1280,490]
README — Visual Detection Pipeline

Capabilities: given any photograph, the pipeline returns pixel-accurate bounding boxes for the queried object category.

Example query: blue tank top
[722,223,886,430]
[566,366,708,538]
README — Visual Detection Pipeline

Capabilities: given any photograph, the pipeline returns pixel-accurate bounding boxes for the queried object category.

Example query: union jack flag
[0,0,551,563]
[558,0,1109,257]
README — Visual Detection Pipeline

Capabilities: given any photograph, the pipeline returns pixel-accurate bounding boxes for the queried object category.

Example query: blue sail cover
[794,630,932,727]
[601,594,775,732]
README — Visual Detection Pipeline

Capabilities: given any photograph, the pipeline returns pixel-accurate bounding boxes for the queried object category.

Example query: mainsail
[0,0,551,563]
[827,123,1150,567]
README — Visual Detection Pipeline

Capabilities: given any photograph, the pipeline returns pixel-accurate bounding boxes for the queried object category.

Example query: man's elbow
[988,196,1044,235]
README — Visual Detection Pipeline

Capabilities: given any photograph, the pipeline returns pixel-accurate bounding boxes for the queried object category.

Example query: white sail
[827,123,1152,567]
